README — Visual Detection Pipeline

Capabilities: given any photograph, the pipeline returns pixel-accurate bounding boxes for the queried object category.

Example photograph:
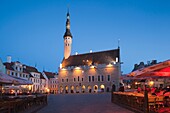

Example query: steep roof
[44,71,56,79]
[24,65,39,73]
[63,11,72,38]
[4,62,15,71]
[40,73,45,79]
[62,48,120,68]
[64,29,72,38]
[3,62,39,74]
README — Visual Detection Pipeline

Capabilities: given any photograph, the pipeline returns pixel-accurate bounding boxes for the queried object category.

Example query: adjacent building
[40,73,46,93]
[3,56,46,93]
[43,71,58,94]
[58,11,121,94]
[26,66,43,93]
[4,56,30,81]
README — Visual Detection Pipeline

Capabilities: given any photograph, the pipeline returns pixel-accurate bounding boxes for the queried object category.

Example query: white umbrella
[0,72,33,85]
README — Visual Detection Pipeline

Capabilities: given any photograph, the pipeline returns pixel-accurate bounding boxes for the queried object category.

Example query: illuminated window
[7,71,10,75]
[108,75,110,81]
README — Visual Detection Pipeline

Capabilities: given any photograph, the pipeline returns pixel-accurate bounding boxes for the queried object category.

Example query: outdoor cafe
[112,60,170,113]
[0,72,47,113]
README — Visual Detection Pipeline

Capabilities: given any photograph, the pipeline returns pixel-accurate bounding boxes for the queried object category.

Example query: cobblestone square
[37,93,134,113]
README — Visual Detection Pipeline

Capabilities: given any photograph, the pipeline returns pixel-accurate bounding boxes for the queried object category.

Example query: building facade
[40,73,46,93]
[4,57,30,81]
[58,11,121,94]
[43,71,58,94]
[3,56,46,93]
[27,66,42,93]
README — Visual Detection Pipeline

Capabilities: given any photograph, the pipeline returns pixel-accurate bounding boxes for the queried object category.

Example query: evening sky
[0,0,170,74]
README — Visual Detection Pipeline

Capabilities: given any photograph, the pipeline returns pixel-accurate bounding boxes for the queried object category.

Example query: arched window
[98,75,100,81]
[101,75,104,81]
[107,75,110,81]
[88,76,91,82]
[92,76,94,82]
[78,76,79,81]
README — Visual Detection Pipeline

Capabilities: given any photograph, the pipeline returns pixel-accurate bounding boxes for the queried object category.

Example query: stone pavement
[35,93,134,113]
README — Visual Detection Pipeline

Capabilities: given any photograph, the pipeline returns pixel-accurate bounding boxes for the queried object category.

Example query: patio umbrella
[0,72,14,84]
[9,75,33,85]
[0,72,33,85]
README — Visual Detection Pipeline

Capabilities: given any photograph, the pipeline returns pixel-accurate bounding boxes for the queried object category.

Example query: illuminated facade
[3,56,46,93]
[58,11,121,94]
[42,71,58,94]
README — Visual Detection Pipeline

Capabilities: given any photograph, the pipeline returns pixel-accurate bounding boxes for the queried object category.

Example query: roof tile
[62,49,120,68]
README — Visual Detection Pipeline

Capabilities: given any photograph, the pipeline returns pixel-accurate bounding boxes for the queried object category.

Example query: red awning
[124,60,170,80]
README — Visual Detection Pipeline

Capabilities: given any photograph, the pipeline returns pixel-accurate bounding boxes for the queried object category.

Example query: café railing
[0,94,48,113]
[112,92,145,113]
[111,92,170,113]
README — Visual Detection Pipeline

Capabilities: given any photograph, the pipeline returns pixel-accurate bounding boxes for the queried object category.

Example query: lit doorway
[82,85,86,93]
[88,86,92,93]
[65,86,68,93]
[60,86,64,94]
[93,85,98,93]
[76,86,79,93]
[100,85,105,92]
[70,86,74,93]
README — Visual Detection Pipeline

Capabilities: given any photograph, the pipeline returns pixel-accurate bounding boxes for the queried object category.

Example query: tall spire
[63,8,73,59]
[63,8,72,38]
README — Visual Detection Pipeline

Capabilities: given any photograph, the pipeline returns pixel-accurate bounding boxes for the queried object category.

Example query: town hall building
[58,11,121,94]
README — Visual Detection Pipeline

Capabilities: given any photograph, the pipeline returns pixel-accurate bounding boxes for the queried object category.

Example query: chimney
[90,50,92,53]
[147,61,151,66]
[7,56,12,63]
[151,60,157,64]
